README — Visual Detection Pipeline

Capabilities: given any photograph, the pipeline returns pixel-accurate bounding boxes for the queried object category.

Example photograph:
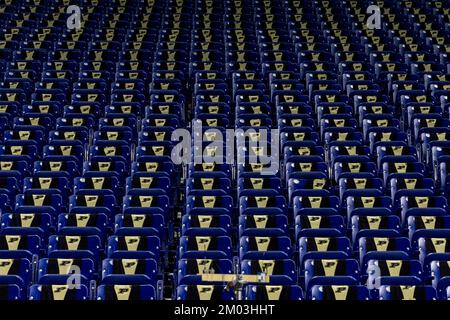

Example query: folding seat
[185,177,231,197]
[382,161,426,186]
[379,285,437,300]
[181,215,231,237]
[339,177,384,201]
[1,78,33,96]
[5,69,38,83]
[107,235,160,260]
[48,129,88,147]
[37,258,95,285]
[292,195,340,217]
[179,236,231,259]
[23,176,71,198]
[33,159,78,180]
[316,104,353,123]
[69,194,116,218]
[83,160,127,181]
[101,258,158,286]
[176,285,235,300]
[288,178,332,199]
[411,62,446,78]
[390,177,434,205]
[369,130,408,154]
[131,161,176,179]
[0,176,19,203]
[241,258,296,285]
[362,118,401,142]
[151,71,185,86]
[239,195,287,216]
[295,214,345,239]
[277,102,312,120]
[29,284,89,300]
[358,103,395,125]
[280,130,320,148]
[185,195,233,216]
[62,103,101,122]
[408,215,450,246]
[0,103,18,124]
[304,72,338,88]
[135,144,173,163]
[1,211,52,238]
[364,256,423,285]
[310,284,371,300]
[48,50,82,66]
[115,79,146,95]
[334,161,377,184]
[195,102,230,118]
[239,236,292,260]
[239,213,288,237]
[15,193,62,216]
[89,144,131,165]
[177,258,233,285]
[47,234,101,264]
[57,212,109,238]
[375,62,409,81]
[304,258,360,292]
[424,74,450,91]
[73,176,120,197]
[359,236,412,269]
[354,94,389,115]
[194,82,227,98]
[114,209,165,235]
[376,145,418,169]
[285,161,328,181]
[142,115,180,129]
[0,144,37,167]
[351,215,401,245]
[79,60,115,75]
[348,86,383,109]
[236,116,272,128]
[122,194,169,215]
[97,284,156,300]
[125,175,171,196]
[42,144,84,167]
[400,196,448,224]
[413,118,450,143]
[324,131,364,149]
[300,62,337,80]
[298,51,334,63]
[245,285,302,300]
[420,129,450,162]
[98,116,137,135]
[299,235,352,267]
[330,145,371,166]
[392,82,426,108]
[346,196,393,221]
[284,144,324,166]
[0,256,31,293]
[320,118,357,140]
[0,284,21,300]
[93,131,134,147]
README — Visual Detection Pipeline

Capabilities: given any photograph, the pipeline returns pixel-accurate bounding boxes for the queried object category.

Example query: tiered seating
[0,0,449,301]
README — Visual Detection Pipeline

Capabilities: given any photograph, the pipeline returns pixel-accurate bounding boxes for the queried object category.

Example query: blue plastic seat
[29,284,89,300]
[310,285,370,300]
[37,258,95,285]
[245,285,303,300]
[176,285,235,300]
[379,285,437,300]
[177,258,233,285]
[97,284,156,300]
